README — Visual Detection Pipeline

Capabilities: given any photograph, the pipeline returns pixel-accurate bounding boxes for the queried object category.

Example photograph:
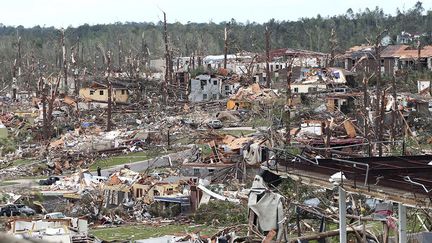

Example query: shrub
[193,200,247,226]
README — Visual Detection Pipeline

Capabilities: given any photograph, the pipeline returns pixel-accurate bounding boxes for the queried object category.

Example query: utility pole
[106,51,112,131]
[398,204,407,243]
[265,25,271,87]
[339,186,347,243]
[223,23,229,70]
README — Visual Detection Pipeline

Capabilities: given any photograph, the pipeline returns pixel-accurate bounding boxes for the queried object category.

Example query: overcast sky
[1,0,431,28]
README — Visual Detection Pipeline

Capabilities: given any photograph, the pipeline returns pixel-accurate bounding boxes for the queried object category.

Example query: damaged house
[226,83,278,110]
[79,81,129,103]
[189,74,240,102]
[103,168,138,207]
[340,44,432,77]
[267,48,328,68]
[253,48,329,85]
[132,177,181,204]
[381,44,432,75]
[340,45,377,74]
[202,53,254,74]
[275,67,356,93]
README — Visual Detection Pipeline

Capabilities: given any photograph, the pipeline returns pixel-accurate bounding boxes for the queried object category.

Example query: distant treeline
[0,1,431,83]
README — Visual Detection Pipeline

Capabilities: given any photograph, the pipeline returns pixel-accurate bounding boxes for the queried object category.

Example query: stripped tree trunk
[41,79,48,140]
[265,25,271,87]
[224,23,228,70]
[285,63,293,145]
[46,76,61,139]
[106,51,112,131]
[118,39,123,72]
[363,76,372,156]
[374,30,387,156]
[329,28,337,67]
[163,11,169,104]
[12,35,21,101]
[61,29,68,94]
[391,75,397,142]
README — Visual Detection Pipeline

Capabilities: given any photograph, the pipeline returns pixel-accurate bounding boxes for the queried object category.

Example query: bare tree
[39,74,61,141]
[118,39,123,72]
[416,40,422,71]
[106,51,112,131]
[362,73,374,156]
[328,28,338,67]
[285,58,295,145]
[141,32,149,69]
[40,77,48,140]
[162,11,169,104]
[96,43,107,65]
[265,25,272,87]
[372,29,387,156]
[239,54,259,82]
[12,35,21,101]
[223,23,229,70]
[60,29,68,94]
[71,43,79,96]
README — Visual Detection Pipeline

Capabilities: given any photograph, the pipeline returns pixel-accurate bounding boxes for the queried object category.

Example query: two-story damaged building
[253,48,329,86]
[189,74,240,102]
[274,67,356,93]
[79,81,129,103]
[340,44,432,77]
[381,45,432,75]
[340,45,377,74]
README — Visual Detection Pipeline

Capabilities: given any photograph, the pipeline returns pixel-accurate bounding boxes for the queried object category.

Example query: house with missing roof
[79,81,129,103]
[340,44,432,77]
[381,44,432,75]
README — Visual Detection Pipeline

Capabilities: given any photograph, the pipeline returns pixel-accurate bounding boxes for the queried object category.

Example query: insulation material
[251,83,261,94]
[243,143,262,165]
[298,122,322,136]
[63,96,76,106]
[222,135,254,150]
[327,99,335,112]
[343,120,357,138]
[248,175,285,241]
[197,184,240,204]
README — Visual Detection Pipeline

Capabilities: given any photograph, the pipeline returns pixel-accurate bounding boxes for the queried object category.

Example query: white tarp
[197,184,240,204]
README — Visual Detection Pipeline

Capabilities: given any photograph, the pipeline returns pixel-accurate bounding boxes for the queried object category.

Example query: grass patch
[12,158,35,166]
[14,175,48,180]
[194,201,247,226]
[173,136,194,145]
[90,224,217,241]
[217,130,255,137]
[89,150,170,170]
[197,144,213,157]
[0,181,19,187]
[244,117,272,128]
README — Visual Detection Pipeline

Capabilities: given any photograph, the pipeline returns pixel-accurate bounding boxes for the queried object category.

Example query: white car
[44,212,66,219]
[207,120,223,129]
